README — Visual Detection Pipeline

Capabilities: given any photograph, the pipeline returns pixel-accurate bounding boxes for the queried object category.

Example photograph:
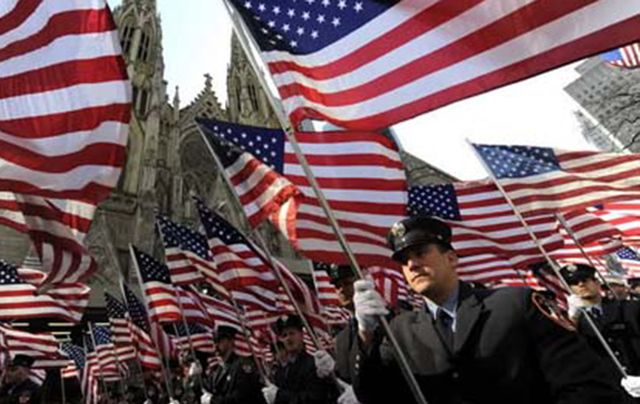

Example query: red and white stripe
[128,322,162,370]
[0,325,60,360]
[251,1,640,130]
[311,268,341,307]
[457,253,538,288]
[608,43,640,68]
[274,131,406,267]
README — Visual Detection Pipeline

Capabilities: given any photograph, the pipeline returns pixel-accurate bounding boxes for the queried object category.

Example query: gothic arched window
[138,29,152,62]
[120,23,134,55]
[248,83,259,110]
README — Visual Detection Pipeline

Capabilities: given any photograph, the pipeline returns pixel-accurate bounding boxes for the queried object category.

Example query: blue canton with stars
[617,247,640,262]
[194,197,251,247]
[408,185,462,221]
[0,261,26,285]
[197,118,285,173]
[132,246,172,285]
[173,322,207,337]
[157,215,211,261]
[474,145,561,179]
[105,292,126,320]
[91,325,112,346]
[230,0,399,54]
[61,342,85,369]
[123,284,150,332]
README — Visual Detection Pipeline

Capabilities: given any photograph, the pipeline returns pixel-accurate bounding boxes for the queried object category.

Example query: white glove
[262,382,278,404]
[313,350,335,378]
[200,391,212,404]
[143,400,152,404]
[189,361,203,377]
[169,399,180,404]
[621,376,640,398]
[566,294,592,319]
[336,378,360,404]
[353,280,388,333]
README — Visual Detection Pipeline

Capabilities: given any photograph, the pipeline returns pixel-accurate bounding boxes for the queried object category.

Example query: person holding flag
[349,216,620,404]
[0,355,40,404]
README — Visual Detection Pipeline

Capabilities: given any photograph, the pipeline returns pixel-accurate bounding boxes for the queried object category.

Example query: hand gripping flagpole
[553,213,623,301]
[219,2,429,403]
[467,140,628,377]
[128,245,176,399]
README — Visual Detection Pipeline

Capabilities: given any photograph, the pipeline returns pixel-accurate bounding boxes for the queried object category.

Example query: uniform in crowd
[0,355,41,404]
[329,264,358,384]
[349,216,621,404]
[204,326,266,404]
[262,315,338,404]
[563,264,640,401]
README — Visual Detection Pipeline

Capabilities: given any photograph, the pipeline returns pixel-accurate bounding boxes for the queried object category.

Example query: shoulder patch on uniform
[531,292,576,331]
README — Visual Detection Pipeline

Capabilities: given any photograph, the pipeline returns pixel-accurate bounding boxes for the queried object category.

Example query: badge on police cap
[565,264,577,273]
[390,221,406,239]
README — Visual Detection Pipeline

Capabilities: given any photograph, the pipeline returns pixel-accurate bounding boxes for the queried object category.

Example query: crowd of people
[2,215,640,403]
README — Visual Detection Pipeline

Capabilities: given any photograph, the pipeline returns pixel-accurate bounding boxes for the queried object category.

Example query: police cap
[559,263,596,285]
[387,216,453,262]
[274,314,304,335]
[328,264,354,285]
[214,325,239,342]
[10,354,34,368]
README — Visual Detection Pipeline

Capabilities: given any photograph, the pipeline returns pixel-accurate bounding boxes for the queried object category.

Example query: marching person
[563,263,640,401]
[349,215,620,404]
[262,315,338,404]
[202,326,265,404]
[0,355,41,404]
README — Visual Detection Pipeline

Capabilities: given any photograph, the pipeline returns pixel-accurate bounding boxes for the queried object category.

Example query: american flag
[0,324,61,363]
[194,199,280,309]
[171,323,215,354]
[131,246,183,323]
[592,201,640,247]
[457,253,538,289]
[197,119,299,228]
[616,247,640,278]
[408,181,563,267]
[61,342,85,380]
[311,262,340,307]
[0,193,97,286]
[90,325,120,376]
[105,292,132,346]
[0,261,89,322]
[558,209,622,246]
[229,0,640,130]
[121,284,162,369]
[602,43,640,68]
[61,342,98,404]
[197,119,406,267]
[367,266,409,309]
[473,144,640,217]
[156,214,230,298]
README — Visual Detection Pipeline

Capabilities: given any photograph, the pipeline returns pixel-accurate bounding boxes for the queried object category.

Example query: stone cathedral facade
[0,0,455,309]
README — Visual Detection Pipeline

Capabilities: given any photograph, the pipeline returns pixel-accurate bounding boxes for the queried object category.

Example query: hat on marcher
[559,263,597,285]
[387,216,453,262]
[10,354,34,368]
[274,315,304,335]
[328,264,354,285]
[213,326,239,342]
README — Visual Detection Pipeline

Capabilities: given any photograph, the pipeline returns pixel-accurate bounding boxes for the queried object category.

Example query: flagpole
[466,139,628,377]
[218,3,429,403]
[83,329,108,400]
[110,337,127,399]
[128,244,176,400]
[228,297,270,382]
[59,368,66,404]
[553,213,623,301]
[88,322,125,398]
[116,277,151,403]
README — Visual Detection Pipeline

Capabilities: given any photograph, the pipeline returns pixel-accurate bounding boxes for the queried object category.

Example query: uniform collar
[424,283,460,320]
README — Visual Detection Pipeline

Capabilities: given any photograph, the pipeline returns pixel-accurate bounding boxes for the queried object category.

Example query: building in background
[565,57,640,152]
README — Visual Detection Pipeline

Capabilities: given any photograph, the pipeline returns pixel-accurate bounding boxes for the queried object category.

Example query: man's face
[569,277,601,300]
[279,328,304,354]
[609,284,629,299]
[5,366,27,384]
[334,277,355,307]
[215,337,234,357]
[400,243,458,297]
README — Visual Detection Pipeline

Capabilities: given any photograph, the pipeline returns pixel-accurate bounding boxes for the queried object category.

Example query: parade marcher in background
[349,216,620,404]
[201,325,265,404]
[0,355,41,404]
[603,274,631,300]
[262,315,338,404]
[629,278,640,301]
[563,264,640,400]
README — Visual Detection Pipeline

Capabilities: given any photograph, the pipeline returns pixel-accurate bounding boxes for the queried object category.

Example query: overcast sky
[107,0,594,180]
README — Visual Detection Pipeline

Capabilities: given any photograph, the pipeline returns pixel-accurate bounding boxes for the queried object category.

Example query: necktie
[435,308,454,349]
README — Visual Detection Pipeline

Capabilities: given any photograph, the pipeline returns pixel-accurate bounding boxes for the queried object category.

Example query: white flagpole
[467,139,628,377]
[218,2,429,402]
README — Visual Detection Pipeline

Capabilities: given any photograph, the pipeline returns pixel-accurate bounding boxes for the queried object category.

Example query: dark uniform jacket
[0,378,41,404]
[208,353,266,404]
[351,283,620,404]
[577,298,640,374]
[334,319,356,384]
[274,350,337,404]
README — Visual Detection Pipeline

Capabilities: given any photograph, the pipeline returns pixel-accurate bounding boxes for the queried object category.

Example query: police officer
[562,263,640,400]
[203,326,266,404]
[349,216,620,404]
[262,315,338,404]
[0,355,41,404]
